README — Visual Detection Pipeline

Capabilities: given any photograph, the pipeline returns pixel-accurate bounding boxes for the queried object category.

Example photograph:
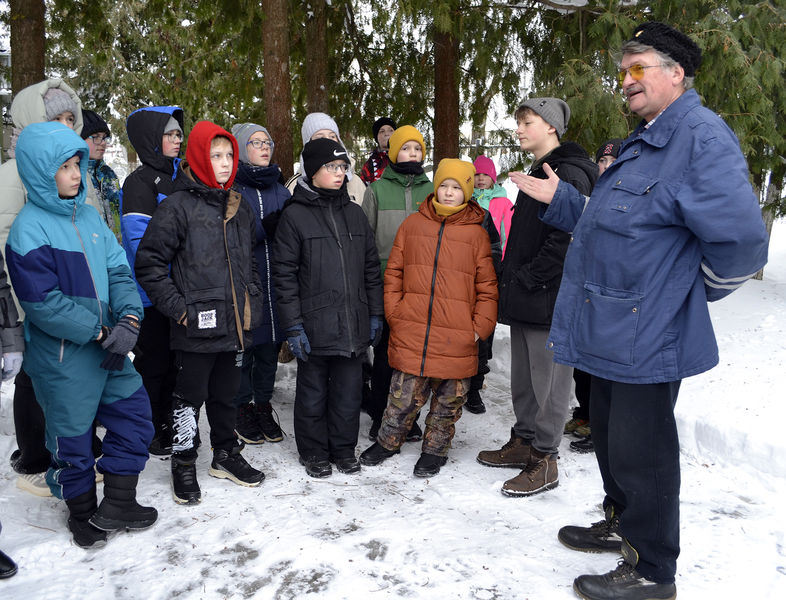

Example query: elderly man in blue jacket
[510,22,769,600]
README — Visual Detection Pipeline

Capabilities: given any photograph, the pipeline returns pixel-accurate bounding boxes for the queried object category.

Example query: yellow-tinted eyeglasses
[617,63,661,86]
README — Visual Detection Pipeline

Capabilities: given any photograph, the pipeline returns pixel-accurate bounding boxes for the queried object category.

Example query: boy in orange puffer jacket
[360,159,498,477]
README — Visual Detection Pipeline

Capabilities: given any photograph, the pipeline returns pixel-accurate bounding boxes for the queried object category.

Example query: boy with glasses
[121,106,187,460]
[272,138,383,479]
[81,109,121,240]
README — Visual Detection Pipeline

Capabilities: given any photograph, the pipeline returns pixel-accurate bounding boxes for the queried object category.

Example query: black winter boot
[89,474,158,532]
[359,442,399,466]
[65,488,107,548]
[172,454,201,505]
[464,389,487,414]
[209,443,265,486]
[413,453,448,477]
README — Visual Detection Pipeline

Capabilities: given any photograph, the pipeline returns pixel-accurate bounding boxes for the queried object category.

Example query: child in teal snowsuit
[6,121,156,548]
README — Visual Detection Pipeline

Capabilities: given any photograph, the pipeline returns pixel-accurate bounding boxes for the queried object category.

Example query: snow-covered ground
[1,221,785,599]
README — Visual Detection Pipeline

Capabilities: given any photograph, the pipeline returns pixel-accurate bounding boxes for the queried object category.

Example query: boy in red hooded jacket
[135,121,265,505]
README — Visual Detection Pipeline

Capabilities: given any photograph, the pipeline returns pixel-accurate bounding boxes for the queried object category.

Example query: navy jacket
[542,90,769,383]
[235,161,290,346]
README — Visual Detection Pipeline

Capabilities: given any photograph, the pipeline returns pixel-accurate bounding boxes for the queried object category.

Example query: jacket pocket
[184,287,228,338]
[500,276,558,326]
[245,283,263,330]
[575,283,642,366]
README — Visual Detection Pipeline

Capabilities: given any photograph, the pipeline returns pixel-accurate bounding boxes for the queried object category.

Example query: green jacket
[361,166,431,272]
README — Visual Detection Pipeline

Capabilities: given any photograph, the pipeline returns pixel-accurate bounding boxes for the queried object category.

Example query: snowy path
[1,222,785,599]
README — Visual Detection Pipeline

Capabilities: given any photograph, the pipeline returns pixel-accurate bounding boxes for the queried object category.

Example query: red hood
[185,120,239,190]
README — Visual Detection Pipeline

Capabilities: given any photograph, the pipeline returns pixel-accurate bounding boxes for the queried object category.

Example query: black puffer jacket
[272,180,383,358]
[499,142,598,327]
[134,166,262,353]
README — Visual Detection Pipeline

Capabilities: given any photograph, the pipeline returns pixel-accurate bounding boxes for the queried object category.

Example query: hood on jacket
[126,106,184,174]
[185,121,239,190]
[533,142,599,187]
[15,122,89,216]
[10,79,84,134]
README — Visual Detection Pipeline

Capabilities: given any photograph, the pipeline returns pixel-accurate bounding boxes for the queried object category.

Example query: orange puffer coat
[385,195,498,380]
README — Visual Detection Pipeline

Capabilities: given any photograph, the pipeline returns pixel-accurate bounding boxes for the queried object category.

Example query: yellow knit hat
[388,125,426,164]
[433,158,476,204]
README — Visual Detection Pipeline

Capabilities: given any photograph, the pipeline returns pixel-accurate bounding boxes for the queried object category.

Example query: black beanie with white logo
[302,138,350,181]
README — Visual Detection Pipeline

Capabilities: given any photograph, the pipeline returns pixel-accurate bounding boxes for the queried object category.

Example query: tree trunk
[10,0,46,94]
[304,1,329,113]
[755,179,780,280]
[262,0,294,180]
[433,28,459,165]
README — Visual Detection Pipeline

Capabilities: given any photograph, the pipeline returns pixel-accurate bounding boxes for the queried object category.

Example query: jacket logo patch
[198,309,217,329]
[92,232,100,244]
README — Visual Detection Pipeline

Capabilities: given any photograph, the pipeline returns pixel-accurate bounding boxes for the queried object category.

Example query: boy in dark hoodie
[135,121,265,505]
[121,106,185,458]
[272,138,384,479]
[476,97,598,496]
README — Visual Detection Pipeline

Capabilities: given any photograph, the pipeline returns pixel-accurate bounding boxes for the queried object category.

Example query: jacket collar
[631,89,701,149]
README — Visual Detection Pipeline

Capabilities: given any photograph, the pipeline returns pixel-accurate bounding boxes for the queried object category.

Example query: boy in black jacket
[477,97,598,496]
[122,106,185,457]
[272,138,384,478]
[135,121,265,505]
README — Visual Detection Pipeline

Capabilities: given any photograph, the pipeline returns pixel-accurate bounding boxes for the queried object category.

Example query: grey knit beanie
[300,112,344,147]
[164,116,182,135]
[517,97,571,138]
[44,88,79,122]
[232,122,273,164]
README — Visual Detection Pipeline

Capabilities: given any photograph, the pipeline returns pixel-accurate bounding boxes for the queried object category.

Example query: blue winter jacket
[541,90,768,384]
[235,161,290,346]
[5,122,143,376]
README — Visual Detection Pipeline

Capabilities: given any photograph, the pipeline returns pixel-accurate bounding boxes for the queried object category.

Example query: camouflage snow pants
[377,370,469,457]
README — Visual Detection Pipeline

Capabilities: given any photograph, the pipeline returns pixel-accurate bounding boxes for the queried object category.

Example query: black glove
[101,316,140,355]
[261,209,283,240]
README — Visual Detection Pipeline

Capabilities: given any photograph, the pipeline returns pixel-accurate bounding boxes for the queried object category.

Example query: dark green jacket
[361,166,431,272]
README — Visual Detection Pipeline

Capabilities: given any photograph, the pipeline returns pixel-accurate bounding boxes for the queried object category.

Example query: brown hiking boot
[501,448,558,496]
[476,428,531,468]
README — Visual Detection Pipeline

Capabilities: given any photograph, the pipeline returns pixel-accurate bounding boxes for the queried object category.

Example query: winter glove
[100,351,126,371]
[1,352,23,381]
[261,209,283,240]
[369,316,383,347]
[101,315,140,355]
[286,325,311,362]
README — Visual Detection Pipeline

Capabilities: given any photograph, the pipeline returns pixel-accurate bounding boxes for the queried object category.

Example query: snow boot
[501,448,559,497]
[570,434,595,454]
[65,488,107,548]
[464,389,486,414]
[235,402,265,444]
[149,422,173,458]
[564,417,589,435]
[573,540,676,600]
[367,419,381,442]
[413,453,448,477]
[331,456,361,474]
[255,402,284,442]
[89,474,158,531]
[405,419,423,442]
[558,505,622,553]
[299,456,332,478]
[359,442,399,466]
[209,444,265,486]
[171,454,201,504]
[0,523,17,579]
[476,428,531,468]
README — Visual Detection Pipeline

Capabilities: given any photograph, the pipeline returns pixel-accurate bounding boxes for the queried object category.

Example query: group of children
[2,81,621,555]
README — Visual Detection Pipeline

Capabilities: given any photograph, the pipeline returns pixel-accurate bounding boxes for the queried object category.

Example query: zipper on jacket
[420,220,446,376]
[327,203,355,352]
[256,189,277,343]
[223,215,245,352]
[71,206,104,333]
[59,339,65,363]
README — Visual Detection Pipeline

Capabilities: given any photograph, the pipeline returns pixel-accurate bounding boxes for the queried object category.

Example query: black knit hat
[80,109,110,140]
[372,117,397,142]
[595,139,623,162]
[628,22,702,77]
[302,137,349,181]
